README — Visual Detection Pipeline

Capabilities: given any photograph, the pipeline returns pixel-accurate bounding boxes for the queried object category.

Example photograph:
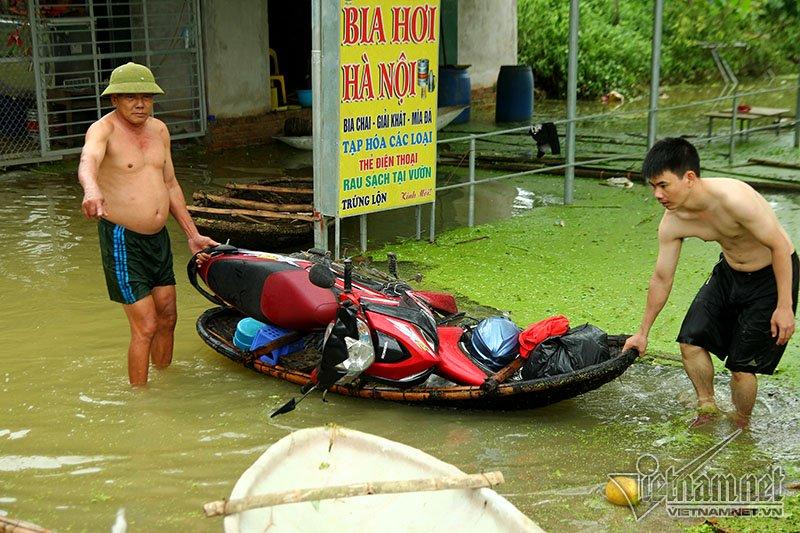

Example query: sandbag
[520,323,610,379]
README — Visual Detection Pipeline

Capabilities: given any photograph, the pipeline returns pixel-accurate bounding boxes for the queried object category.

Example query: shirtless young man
[78,62,217,386]
[623,138,798,428]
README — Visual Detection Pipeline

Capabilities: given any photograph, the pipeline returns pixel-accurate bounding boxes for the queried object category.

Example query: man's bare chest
[105,133,165,172]
[680,215,746,243]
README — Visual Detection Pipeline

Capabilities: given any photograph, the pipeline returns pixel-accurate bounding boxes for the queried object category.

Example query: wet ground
[1,81,799,531]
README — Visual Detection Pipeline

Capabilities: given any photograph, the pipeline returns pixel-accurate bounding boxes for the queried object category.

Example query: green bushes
[518,0,799,99]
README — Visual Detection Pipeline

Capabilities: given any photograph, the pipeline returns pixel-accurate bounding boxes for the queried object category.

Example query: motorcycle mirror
[387,252,398,279]
[344,258,353,293]
[308,263,335,288]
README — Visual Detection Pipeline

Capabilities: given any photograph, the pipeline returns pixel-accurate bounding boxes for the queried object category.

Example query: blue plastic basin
[234,317,266,350]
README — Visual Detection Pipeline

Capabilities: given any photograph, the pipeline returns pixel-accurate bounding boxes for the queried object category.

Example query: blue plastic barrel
[437,66,471,124]
[495,65,534,123]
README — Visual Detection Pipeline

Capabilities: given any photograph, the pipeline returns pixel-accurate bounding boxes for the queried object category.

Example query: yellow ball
[604,476,640,506]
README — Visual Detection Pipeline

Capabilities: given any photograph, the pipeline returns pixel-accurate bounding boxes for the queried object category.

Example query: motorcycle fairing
[435,327,488,386]
[415,291,459,316]
[364,311,438,380]
[362,301,439,350]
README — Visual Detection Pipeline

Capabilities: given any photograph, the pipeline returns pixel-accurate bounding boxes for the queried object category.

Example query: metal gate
[0,9,41,164]
[0,0,205,167]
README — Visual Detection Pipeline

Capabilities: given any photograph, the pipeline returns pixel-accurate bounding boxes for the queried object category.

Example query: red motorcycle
[188,245,490,414]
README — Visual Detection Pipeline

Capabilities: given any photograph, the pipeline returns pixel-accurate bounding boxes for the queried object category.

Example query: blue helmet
[468,316,521,372]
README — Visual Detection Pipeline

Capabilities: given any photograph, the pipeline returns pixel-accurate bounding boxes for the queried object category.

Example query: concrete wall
[202,0,270,117]
[458,0,518,89]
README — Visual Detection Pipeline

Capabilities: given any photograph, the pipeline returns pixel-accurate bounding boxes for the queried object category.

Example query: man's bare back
[659,178,794,271]
[88,111,171,234]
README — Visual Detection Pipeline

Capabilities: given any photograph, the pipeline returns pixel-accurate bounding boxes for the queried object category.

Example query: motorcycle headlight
[336,318,375,383]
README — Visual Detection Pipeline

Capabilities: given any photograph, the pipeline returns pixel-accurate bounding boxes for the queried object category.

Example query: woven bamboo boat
[197,307,637,409]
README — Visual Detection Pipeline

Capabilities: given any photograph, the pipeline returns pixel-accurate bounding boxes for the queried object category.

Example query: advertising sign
[338,0,439,217]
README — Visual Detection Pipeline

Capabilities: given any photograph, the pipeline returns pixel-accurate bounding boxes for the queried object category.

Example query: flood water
[2,82,800,531]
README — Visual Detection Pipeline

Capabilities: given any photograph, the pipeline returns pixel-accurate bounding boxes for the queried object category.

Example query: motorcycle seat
[262,269,338,330]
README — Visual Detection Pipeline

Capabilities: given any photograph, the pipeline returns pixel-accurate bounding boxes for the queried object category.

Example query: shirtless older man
[623,138,798,428]
[78,62,217,386]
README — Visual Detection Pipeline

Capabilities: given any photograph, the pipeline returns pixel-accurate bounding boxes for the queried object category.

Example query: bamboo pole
[481,357,526,392]
[203,471,504,518]
[438,151,643,180]
[225,183,314,195]
[440,150,641,165]
[193,192,312,212]
[462,159,643,180]
[443,130,648,146]
[0,516,50,533]
[701,167,800,192]
[747,158,800,171]
[187,205,316,222]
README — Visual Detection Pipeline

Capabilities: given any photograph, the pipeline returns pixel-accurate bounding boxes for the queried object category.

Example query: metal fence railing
[418,82,800,244]
[0,15,40,163]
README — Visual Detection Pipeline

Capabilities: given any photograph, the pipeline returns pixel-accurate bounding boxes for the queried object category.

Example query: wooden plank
[187,205,316,222]
[193,192,312,212]
[225,183,314,195]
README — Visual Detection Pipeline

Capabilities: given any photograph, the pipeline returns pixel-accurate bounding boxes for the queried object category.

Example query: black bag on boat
[520,323,610,379]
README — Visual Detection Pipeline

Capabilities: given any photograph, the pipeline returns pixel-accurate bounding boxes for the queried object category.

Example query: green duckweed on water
[373,171,800,390]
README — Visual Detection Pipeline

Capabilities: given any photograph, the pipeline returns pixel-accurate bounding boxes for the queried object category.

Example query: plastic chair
[269,48,287,107]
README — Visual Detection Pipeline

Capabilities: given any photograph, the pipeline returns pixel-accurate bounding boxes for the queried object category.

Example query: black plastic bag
[521,323,610,379]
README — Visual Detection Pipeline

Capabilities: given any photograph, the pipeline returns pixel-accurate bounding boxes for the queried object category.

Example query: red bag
[518,315,569,358]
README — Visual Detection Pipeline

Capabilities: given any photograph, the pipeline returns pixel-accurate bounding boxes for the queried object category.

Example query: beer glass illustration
[417,59,429,98]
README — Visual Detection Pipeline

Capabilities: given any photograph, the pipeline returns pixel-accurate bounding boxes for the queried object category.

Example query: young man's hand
[771,306,796,345]
[623,333,648,357]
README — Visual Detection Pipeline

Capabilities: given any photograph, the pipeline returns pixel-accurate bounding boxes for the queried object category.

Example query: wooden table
[705,106,791,140]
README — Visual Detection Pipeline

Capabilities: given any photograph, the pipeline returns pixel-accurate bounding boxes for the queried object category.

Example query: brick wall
[204,108,312,151]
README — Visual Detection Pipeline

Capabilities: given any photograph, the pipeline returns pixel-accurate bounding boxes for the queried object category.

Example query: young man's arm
[78,120,112,219]
[732,192,795,345]
[623,219,683,356]
[160,124,218,254]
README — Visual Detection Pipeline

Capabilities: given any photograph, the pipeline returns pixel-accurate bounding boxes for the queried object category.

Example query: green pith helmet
[101,62,164,96]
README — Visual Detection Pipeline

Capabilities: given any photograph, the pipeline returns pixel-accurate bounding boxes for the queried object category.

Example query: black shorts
[98,218,176,304]
[677,253,799,375]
